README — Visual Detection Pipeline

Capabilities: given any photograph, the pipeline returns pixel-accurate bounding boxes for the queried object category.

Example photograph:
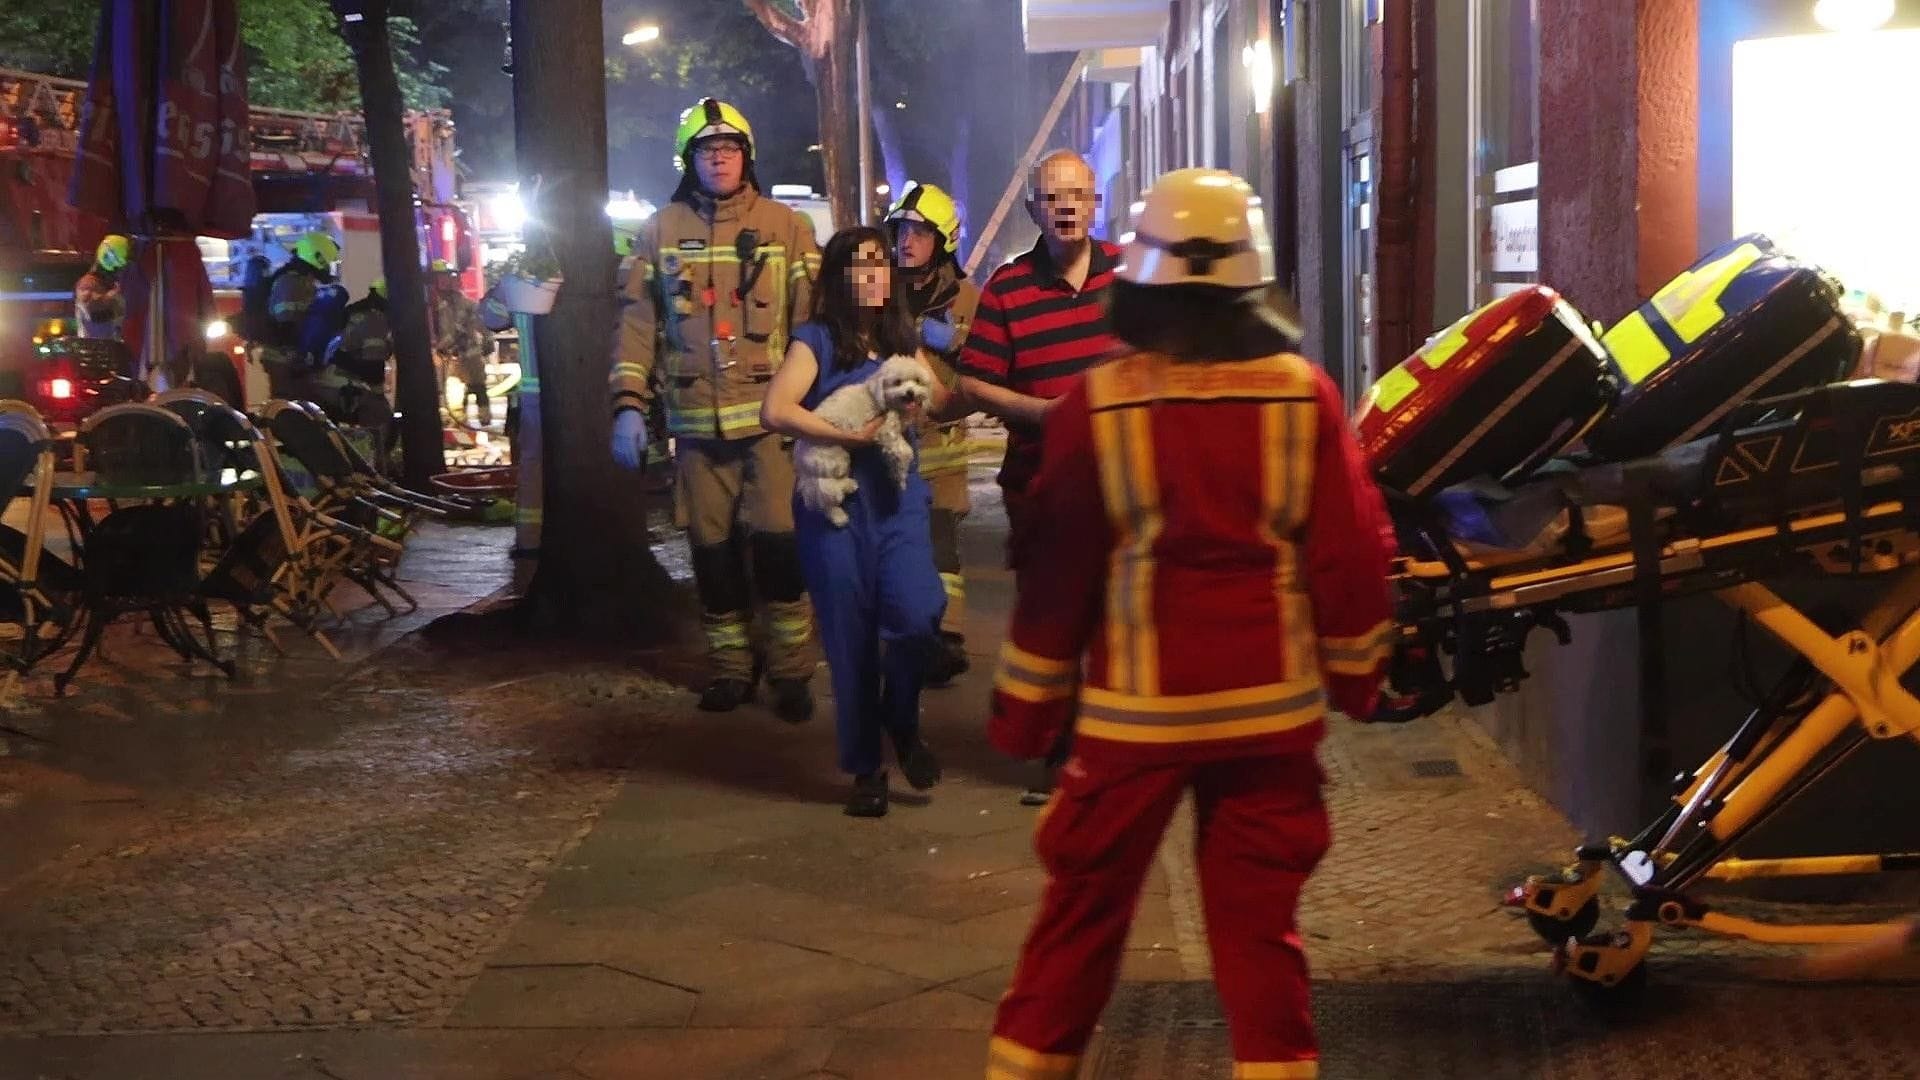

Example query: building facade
[1024,0,1920,839]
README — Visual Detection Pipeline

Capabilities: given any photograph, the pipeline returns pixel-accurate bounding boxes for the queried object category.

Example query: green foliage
[0,0,451,112]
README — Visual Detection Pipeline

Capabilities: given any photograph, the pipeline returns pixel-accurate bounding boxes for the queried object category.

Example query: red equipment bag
[1355,286,1620,498]
[1584,235,1861,462]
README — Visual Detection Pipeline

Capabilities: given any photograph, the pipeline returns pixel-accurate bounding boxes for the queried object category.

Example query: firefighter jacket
[329,297,392,387]
[432,291,490,364]
[902,260,981,480]
[74,270,124,339]
[611,186,821,441]
[989,351,1397,765]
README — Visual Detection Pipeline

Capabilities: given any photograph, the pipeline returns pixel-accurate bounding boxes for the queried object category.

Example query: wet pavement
[0,465,1916,1079]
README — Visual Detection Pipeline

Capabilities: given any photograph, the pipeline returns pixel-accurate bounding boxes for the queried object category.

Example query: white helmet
[1118,168,1275,289]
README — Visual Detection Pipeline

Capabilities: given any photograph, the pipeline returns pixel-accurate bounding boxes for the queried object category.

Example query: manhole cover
[1409,757,1463,778]
[1092,979,1920,1079]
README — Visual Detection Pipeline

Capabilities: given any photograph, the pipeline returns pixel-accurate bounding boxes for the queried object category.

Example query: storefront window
[1472,0,1540,304]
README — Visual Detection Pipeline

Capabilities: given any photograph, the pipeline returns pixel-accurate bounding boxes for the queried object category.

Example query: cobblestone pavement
[0,521,644,1036]
[2,468,1917,1080]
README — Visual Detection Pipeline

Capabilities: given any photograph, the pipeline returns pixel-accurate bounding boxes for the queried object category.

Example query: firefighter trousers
[927,502,967,636]
[677,434,814,682]
[989,750,1331,1080]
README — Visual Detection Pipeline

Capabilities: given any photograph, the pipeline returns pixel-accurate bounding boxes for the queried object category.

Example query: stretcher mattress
[1585,235,1861,462]
[1356,287,1618,498]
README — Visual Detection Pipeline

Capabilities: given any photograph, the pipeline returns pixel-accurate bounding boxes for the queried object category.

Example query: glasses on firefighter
[694,139,747,161]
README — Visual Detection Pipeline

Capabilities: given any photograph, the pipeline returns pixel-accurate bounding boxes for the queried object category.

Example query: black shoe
[924,632,971,688]
[698,677,755,712]
[845,770,889,817]
[895,736,942,791]
[770,677,814,723]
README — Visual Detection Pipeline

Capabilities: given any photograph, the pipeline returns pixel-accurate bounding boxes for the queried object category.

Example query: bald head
[1028,149,1097,247]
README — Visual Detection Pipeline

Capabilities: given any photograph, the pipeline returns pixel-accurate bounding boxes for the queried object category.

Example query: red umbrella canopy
[69,0,256,386]
[71,0,256,238]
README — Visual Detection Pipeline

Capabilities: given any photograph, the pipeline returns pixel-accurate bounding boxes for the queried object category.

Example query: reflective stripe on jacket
[988,351,1397,764]
[611,187,821,440]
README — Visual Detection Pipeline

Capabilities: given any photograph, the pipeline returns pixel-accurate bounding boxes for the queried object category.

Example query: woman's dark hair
[812,226,918,370]
[1107,280,1303,361]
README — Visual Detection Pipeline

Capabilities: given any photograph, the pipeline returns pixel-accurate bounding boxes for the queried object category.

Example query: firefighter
[609,98,823,719]
[884,182,978,687]
[74,234,130,339]
[258,231,341,400]
[318,278,395,438]
[431,261,493,428]
[983,169,1397,1079]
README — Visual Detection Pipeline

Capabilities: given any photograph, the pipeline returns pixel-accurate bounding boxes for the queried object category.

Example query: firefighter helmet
[885,182,961,255]
[95,235,132,273]
[369,278,387,298]
[1118,168,1274,290]
[675,98,754,170]
[430,258,453,274]
[294,231,341,272]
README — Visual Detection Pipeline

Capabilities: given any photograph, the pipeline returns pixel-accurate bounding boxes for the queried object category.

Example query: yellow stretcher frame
[1393,497,1920,991]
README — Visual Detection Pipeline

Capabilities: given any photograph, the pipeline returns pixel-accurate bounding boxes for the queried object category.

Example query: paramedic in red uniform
[983,168,1396,1080]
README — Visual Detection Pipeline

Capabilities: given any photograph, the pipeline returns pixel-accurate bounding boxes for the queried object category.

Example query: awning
[1023,0,1169,53]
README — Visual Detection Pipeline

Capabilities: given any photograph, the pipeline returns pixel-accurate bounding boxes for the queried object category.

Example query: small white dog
[795,354,935,527]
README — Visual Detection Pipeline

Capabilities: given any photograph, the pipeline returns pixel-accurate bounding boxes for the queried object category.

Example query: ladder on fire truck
[0,66,457,202]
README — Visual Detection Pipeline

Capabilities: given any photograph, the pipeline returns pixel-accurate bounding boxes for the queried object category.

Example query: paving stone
[445,965,695,1029]
[687,951,929,1028]
[820,1028,993,1080]
[573,1027,839,1080]
[840,988,999,1031]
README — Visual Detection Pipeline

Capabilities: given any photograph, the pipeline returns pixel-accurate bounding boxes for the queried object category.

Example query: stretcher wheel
[1563,957,1649,1006]
[1525,897,1601,945]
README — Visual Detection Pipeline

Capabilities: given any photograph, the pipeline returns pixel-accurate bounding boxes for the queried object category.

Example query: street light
[1813,0,1893,31]
[875,183,890,195]
[622,24,662,46]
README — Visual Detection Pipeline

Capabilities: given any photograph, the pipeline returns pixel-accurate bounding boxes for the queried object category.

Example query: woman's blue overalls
[789,323,948,777]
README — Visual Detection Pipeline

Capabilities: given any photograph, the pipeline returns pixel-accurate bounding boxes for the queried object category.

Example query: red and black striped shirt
[959,237,1124,492]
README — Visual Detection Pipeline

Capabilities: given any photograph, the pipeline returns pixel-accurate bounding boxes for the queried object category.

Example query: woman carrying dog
[760,226,950,817]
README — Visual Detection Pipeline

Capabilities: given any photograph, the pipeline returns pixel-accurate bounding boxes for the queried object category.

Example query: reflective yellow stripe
[703,616,750,652]
[770,614,812,647]
[1076,687,1325,745]
[919,438,974,474]
[940,572,965,600]
[995,639,1076,703]
[985,1037,1079,1080]
[1602,311,1671,385]
[1321,620,1393,672]
[1234,1062,1320,1080]
[665,401,767,438]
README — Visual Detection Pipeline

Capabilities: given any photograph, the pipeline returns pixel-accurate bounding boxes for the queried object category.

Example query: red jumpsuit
[985,351,1395,1080]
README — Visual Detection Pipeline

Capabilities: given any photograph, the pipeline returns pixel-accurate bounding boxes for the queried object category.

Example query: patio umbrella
[70,0,255,389]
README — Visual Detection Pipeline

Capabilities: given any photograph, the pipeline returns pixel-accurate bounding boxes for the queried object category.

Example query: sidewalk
[4,478,1919,1079]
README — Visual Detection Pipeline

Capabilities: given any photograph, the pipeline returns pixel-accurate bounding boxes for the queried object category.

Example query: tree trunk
[509,0,674,634]
[337,2,444,488]
[744,0,858,231]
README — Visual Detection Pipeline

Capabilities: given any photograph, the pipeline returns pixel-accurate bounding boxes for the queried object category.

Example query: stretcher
[1375,370,1920,994]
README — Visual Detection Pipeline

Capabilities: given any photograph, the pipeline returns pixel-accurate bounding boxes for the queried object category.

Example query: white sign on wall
[1490,198,1539,275]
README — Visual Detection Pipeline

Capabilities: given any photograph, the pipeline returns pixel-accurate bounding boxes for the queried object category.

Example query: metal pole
[855,0,874,225]
[963,50,1093,280]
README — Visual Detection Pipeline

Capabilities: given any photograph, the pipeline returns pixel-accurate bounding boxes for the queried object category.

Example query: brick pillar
[1537,0,1698,324]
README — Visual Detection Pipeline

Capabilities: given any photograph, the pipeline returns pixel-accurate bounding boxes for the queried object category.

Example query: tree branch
[741,0,808,52]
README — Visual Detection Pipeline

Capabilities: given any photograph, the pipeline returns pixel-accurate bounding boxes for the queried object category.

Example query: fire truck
[0,66,486,416]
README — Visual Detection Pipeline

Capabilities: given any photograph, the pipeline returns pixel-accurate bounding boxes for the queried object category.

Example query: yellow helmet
[430,258,453,274]
[885,182,961,255]
[294,231,341,272]
[96,234,132,272]
[369,278,387,298]
[674,98,754,170]
[1118,168,1274,290]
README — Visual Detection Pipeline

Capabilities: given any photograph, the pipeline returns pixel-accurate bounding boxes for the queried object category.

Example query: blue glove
[612,408,649,469]
[921,315,958,354]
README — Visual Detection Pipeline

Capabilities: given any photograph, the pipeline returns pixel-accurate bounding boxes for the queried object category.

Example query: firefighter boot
[699,677,756,712]
[770,677,815,724]
[846,769,890,818]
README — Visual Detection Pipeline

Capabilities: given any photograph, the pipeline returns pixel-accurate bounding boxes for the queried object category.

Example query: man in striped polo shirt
[958,150,1124,572]
[958,150,1122,805]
